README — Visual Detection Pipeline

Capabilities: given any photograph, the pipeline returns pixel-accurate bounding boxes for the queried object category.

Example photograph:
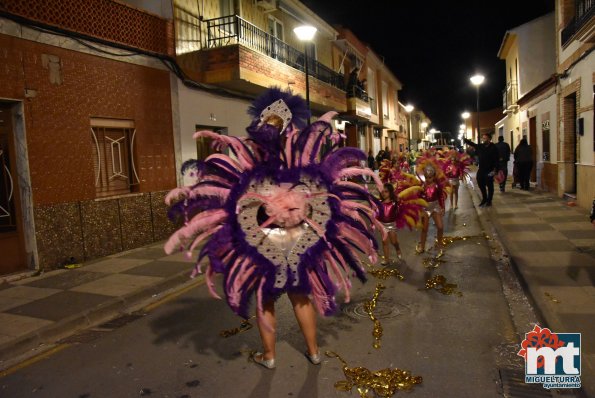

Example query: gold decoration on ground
[368,267,405,281]
[220,316,255,337]
[325,351,423,397]
[364,283,385,349]
[424,275,463,297]
[544,292,561,304]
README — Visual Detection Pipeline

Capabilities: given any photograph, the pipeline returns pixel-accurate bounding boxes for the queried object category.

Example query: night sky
[300,0,555,136]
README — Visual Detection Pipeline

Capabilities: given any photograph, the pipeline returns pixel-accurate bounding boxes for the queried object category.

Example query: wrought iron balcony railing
[502,81,518,112]
[561,0,594,46]
[205,15,345,91]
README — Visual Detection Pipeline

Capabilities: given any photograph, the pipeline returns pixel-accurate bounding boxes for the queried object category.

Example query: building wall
[518,88,558,190]
[517,13,556,97]
[173,78,252,180]
[556,0,594,209]
[0,31,176,269]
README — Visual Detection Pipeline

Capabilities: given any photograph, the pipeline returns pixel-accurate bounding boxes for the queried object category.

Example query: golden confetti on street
[326,351,423,398]
[219,316,255,337]
[544,292,561,304]
[368,266,405,281]
[424,275,463,297]
[363,283,385,349]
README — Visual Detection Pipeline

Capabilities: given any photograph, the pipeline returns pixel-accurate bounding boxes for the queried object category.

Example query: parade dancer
[377,183,402,264]
[444,150,471,210]
[164,88,382,369]
[415,157,448,254]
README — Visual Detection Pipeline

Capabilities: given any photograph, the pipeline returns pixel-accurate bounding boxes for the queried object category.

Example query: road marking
[142,277,205,312]
[0,344,70,378]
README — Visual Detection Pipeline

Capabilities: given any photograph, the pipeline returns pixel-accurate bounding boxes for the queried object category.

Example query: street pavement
[474,182,595,397]
[0,182,590,397]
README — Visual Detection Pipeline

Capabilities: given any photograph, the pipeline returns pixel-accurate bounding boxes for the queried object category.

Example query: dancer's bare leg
[389,230,401,256]
[256,300,277,360]
[432,212,444,246]
[288,293,319,356]
[418,213,429,252]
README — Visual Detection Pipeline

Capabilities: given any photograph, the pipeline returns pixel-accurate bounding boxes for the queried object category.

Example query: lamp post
[461,111,470,141]
[404,104,414,150]
[470,74,485,143]
[294,25,317,124]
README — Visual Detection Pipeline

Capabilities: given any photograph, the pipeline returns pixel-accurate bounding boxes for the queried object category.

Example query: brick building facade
[0,0,177,274]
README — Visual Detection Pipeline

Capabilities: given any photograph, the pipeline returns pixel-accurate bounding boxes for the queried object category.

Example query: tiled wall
[2,0,174,55]
[34,192,176,268]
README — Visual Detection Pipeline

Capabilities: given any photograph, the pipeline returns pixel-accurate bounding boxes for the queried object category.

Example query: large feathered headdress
[165,88,383,319]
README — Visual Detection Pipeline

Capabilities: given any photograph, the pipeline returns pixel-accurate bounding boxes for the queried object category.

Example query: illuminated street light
[404,104,414,149]
[294,25,317,123]
[470,74,485,142]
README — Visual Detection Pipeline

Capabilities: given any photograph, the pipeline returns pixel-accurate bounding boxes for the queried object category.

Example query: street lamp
[470,74,485,142]
[294,25,317,123]
[404,104,414,150]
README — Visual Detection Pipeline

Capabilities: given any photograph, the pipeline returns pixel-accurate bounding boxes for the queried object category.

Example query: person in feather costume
[444,149,472,210]
[415,155,450,254]
[164,88,383,369]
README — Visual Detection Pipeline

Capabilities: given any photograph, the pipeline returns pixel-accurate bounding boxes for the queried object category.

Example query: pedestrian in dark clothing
[495,136,511,192]
[514,138,533,190]
[383,146,391,161]
[376,150,385,166]
[367,150,375,170]
[464,133,499,207]
[590,199,595,227]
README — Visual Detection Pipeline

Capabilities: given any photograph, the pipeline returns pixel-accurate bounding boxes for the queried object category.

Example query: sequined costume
[377,201,398,231]
[444,150,472,187]
[415,154,449,217]
[165,88,384,318]
[422,182,445,216]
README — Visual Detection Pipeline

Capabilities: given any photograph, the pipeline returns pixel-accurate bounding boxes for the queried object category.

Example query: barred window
[90,119,139,198]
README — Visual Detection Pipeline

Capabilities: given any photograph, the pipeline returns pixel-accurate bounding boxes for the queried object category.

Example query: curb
[0,269,201,368]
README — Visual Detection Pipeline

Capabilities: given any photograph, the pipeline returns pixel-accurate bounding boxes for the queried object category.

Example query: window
[381,82,389,119]
[220,0,234,16]
[267,16,284,41]
[367,68,377,115]
[90,119,138,198]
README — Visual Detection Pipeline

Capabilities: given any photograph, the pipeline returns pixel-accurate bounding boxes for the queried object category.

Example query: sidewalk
[0,242,200,367]
[470,183,595,397]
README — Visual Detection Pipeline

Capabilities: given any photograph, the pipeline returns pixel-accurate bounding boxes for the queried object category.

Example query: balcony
[502,81,519,113]
[561,0,595,46]
[344,85,372,120]
[205,15,345,92]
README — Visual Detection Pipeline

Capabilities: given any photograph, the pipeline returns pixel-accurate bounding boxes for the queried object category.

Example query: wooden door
[0,105,26,274]
[529,117,537,182]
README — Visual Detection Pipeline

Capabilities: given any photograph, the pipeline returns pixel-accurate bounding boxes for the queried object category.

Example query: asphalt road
[0,185,539,398]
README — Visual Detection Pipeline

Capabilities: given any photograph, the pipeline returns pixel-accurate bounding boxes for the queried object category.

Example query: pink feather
[194,131,254,170]
[337,167,383,190]
[204,153,244,174]
[189,225,222,252]
[165,187,191,205]
[164,209,227,254]
[324,252,350,303]
[205,265,222,299]
[318,111,338,124]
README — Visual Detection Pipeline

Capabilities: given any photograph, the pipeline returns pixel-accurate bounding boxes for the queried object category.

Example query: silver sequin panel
[237,178,331,289]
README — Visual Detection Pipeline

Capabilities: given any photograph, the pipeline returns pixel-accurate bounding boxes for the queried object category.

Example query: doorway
[529,116,537,182]
[196,125,228,161]
[0,104,26,274]
[563,94,577,193]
